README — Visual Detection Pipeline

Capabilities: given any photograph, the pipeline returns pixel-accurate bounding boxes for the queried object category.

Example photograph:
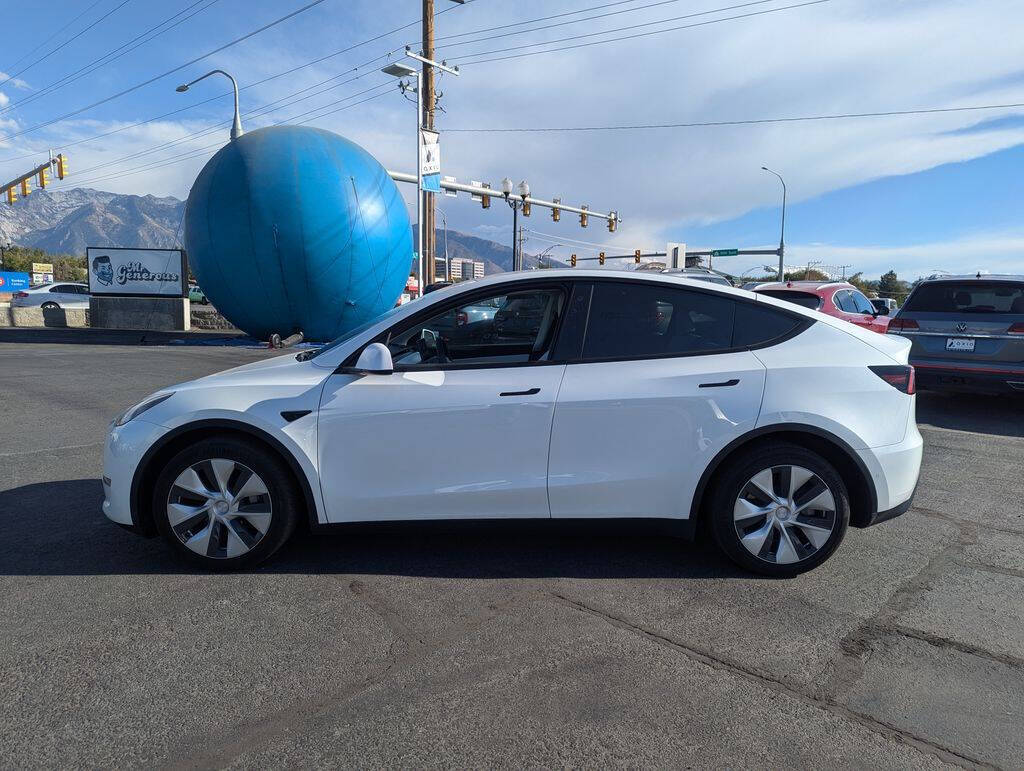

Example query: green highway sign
[711,249,738,257]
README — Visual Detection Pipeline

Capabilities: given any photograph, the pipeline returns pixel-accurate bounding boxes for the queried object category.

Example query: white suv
[102,270,922,576]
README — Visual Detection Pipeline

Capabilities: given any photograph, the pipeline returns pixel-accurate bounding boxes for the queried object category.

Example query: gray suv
[887,274,1024,394]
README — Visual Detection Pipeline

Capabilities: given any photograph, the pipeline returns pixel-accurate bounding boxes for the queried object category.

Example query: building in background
[447,258,485,282]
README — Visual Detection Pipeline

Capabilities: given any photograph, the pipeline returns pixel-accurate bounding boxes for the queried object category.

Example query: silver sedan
[11,282,90,309]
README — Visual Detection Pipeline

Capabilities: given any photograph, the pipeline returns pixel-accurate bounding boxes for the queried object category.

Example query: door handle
[698,379,739,388]
[499,387,541,397]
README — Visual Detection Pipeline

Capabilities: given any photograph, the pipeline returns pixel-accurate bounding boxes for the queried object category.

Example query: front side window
[387,287,566,369]
[582,282,736,360]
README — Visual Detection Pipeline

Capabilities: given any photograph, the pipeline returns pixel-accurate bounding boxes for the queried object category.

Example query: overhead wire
[0,0,477,164]
[0,0,137,88]
[451,0,832,65]
[447,101,1024,132]
[0,0,107,79]
[0,0,330,144]
[1,0,226,116]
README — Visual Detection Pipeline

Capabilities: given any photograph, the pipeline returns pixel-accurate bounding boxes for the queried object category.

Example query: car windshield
[756,290,822,310]
[902,281,1024,314]
[296,305,406,361]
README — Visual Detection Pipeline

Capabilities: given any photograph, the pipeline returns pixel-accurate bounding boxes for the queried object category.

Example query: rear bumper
[912,361,1024,394]
[852,412,923,527]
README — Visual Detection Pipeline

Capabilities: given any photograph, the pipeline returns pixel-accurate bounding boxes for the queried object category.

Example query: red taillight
[13,291,29,298]
[887,318,918,332]
[870,365,915,394]
[1008,322,1024,334]
[456,311,468,326]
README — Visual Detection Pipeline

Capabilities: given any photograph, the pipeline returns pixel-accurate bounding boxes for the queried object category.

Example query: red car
[754,281,891,334]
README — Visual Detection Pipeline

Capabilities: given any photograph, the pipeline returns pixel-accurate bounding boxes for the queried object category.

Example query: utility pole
[421,0,437,287]
[518,225,525,271]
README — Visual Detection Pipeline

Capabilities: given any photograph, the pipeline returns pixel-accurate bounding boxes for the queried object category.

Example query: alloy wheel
[166,458,273,559]
[733,465,837,565]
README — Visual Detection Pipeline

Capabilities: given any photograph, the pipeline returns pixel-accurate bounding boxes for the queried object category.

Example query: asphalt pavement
[1,333,1022,769]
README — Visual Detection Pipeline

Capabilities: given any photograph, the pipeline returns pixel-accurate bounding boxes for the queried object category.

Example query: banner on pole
[420,129,441,192]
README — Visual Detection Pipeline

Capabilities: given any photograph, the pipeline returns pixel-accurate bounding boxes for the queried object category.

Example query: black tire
[152,437,301,570]
[41,302,59,310]
[708,441,850,577]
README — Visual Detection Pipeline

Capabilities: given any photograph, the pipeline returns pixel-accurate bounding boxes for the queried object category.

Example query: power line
[0,0,476,164]
[1,0,225,116]
[453,0,831,65]
[438,0,732,51]
[0,0,137,88]
[0,0,106,78]
[433,0,647,42]
[447,101,1024,132]
[69,88,394,187]
[0,0,329,144]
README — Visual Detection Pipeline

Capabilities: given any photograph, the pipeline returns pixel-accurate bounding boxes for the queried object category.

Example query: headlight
[115,392,174,427]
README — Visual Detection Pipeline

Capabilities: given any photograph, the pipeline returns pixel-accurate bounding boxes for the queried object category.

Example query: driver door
[317,283,570,523]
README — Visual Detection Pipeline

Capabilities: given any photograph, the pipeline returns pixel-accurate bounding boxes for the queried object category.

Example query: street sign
[442,176,457,197]
[711,249,738,257]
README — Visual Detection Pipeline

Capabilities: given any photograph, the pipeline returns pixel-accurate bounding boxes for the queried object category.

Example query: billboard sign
[86,247,187,297]
[0,271,31,291]
[32,262,54,274]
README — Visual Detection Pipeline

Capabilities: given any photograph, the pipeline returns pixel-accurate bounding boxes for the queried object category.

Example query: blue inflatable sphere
[184,126,412,342]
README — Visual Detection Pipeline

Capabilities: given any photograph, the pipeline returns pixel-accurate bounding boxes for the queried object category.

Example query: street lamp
[502,178,529,271]
[176,70,244,141]
[761,166,786,280]
[381,61,424,294]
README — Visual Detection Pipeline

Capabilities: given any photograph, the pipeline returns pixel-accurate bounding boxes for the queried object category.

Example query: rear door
[897,280,1024,374]
[548,280,808,520]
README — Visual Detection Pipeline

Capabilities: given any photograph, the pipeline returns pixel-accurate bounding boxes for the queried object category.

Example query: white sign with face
[86,247,186,297]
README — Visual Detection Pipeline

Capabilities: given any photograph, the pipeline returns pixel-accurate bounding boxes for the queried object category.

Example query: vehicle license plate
[945,338,975,352]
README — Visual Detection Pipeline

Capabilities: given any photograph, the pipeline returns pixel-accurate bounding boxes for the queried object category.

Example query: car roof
[917,273,1024,283]
[753,281,851,293]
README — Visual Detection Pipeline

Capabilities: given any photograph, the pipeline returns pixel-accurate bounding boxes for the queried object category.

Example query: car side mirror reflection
[343,342,393,376]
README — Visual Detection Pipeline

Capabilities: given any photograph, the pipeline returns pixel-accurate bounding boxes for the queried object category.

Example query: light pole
[382,62,423,293]
[176,70,244,141]
[437,208,450,281]
[502,178,529,271]
[536,244,560,269]
[761,166,786,280]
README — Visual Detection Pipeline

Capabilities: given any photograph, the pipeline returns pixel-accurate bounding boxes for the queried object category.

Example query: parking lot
[1,331,1022,769]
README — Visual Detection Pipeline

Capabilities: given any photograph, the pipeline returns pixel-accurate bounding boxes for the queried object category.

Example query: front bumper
[102,418,170,531]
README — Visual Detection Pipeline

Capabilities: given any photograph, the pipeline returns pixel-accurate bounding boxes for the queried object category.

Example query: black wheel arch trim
[129,418,320,536]
[689,422,879,529]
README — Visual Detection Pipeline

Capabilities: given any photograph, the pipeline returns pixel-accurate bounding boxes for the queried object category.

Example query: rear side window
[902,282,1024,314]
[582,282,735,359]
[849,291,876,314]
[833,290,855,312]
[733,302,807,347]
[756,290,822,310]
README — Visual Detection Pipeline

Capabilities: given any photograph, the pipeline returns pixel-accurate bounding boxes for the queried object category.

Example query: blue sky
[1,0,1023,280]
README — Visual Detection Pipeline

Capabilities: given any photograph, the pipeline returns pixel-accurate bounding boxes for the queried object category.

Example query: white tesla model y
[103,270,922,576]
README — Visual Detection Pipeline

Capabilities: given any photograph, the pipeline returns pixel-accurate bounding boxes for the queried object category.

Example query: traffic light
[522,200,530,217]
[599,252,605,266]
[570,253,577,267]
[20,179,30,197]
[579,205,588,228]
[56,154,68,180]
[607,212,617,233]
[634,249,641,264]
[551,198,560,222]
[37,168,49,189]
[5,187,16,205]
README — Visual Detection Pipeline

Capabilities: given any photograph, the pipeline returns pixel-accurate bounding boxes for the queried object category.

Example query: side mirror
[343,342,393,376]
